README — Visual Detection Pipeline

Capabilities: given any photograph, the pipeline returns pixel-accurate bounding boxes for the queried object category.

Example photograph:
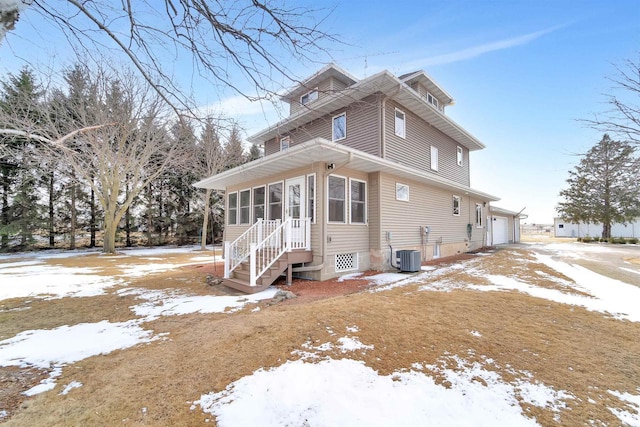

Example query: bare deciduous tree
[1,0,337,116]
[194,116,226,250]
[583,56,640,145]
[1,66,192,253]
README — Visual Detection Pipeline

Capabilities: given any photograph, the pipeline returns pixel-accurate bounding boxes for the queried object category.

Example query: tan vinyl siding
[264,137,279,156]
[289,78,335,116]
[376,173,485,251]
[384,100,470,186]
[368,172,381,250]
[340,94,380,155]
[266,94,382,158]
[330,77,349,92]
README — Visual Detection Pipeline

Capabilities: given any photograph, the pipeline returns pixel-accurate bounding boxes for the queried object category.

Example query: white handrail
[249,217,311,286]
[224,218,281,278]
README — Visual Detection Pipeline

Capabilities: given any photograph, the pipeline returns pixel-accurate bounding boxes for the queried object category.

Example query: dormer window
[427,92,439,109]
[300,89,318,105]
[280,136,290,151]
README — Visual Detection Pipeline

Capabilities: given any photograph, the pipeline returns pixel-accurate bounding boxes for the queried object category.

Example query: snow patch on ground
[0,264,124,301]
[121,287,278,320]
[60,380,83,395]
[337,272,363,282]
[0,320,155,396]
[0,320,156,369]
[608,389,640,426]
[336,336,374,353]
[194,355,570,427]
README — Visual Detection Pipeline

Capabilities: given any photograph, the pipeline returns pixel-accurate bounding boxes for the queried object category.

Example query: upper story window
[227,192,238,225]
[457,146,463,167]
[300,89,318,105]
[394,109,406,138]
[332,113,346,141]
[396,183,409,201]
[427,92,439,109]
[280,136,290,151]
[430,146,439,171]
[452,195,461,216]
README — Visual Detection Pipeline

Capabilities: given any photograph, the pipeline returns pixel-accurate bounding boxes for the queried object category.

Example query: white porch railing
[224,218,311,286]
[224,218,281,278]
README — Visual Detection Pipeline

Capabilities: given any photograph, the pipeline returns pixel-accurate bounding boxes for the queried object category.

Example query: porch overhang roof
[248,71,485,151]
[193,138,499,202]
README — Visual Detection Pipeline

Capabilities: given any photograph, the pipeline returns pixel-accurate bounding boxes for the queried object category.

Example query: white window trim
[452,195,461,216]
[394,108,406,139]
[427,92,439,109]
[267,180,284,221]
[349,178,367,224]
[457,146,463,167]
[332,112,347,141]
[253,185,266,222]
[475,203,483,228]
[280,136,290,151]
[327,174,347,224]
[300,88,318,105]
[227,191,238,226]
[430,146,439,171]
[307,173,316,224]
[239,188,251,225]
[396,182,410,201]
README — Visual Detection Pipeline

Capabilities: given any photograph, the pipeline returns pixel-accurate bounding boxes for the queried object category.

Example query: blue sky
[1,0,639,224]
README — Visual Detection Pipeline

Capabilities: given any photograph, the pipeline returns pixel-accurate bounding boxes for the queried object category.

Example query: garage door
[493,216,509,245]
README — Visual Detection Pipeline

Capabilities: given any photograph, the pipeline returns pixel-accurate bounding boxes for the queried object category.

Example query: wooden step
[222,278,271,294]
[224,249,313,293]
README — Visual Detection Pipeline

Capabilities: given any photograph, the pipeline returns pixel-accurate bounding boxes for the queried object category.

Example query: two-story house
[195,64,501,293]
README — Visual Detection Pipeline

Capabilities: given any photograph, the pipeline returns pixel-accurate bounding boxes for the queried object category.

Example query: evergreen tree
[246,143,262,162]
[557,134,640,238]
[0,67,45,250]
[223,122,245,170]
[193,116,226,249]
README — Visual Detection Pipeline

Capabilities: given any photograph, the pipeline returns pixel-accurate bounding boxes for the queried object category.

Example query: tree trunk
[158,180,164,245]
[48,171,55,247]
[103,217,117,254]
[200,189,211,250]
[1,180,9,250]
[603,222,611,240]
[125,205,132,247]
[125,178,131,247]
[146,183,153,246]
[69,183,77,250]
[90,177,96,248]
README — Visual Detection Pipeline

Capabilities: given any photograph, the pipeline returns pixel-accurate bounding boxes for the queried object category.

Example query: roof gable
[399,70,455,106]
[249,65,485,151]
[280,63,359,102]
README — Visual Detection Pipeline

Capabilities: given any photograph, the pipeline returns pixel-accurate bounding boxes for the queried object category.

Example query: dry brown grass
[1,247,639,426]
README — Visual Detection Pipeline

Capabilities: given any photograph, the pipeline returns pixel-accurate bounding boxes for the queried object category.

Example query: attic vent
[335,253,357,272]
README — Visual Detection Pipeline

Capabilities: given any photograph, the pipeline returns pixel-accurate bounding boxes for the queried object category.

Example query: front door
[285,176,306,245]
